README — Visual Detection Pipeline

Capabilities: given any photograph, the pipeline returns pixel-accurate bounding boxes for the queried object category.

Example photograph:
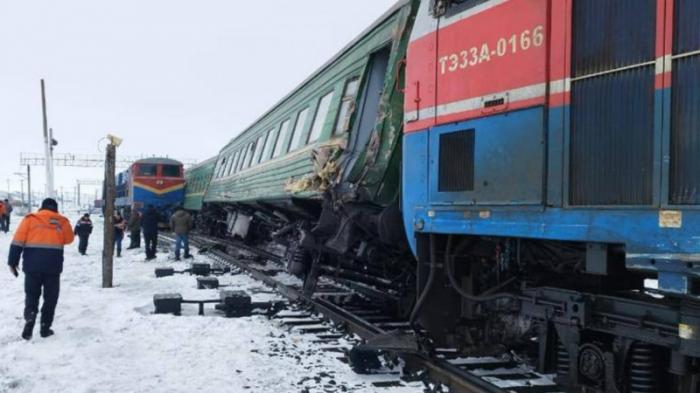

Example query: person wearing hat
[74,213,94,255]
[7,198,74,340]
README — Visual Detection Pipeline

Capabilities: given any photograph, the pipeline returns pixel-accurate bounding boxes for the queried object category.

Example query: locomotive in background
[182,1,700,392]
[116,157,185,221]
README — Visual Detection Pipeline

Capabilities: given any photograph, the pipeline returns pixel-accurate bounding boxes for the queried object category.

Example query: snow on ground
[0,212,423,393]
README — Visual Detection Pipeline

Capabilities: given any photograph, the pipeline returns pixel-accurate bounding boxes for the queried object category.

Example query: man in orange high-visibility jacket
[8,198,74,340]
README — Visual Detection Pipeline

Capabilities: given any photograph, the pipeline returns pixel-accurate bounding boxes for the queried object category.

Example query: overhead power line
[20,152,198,169]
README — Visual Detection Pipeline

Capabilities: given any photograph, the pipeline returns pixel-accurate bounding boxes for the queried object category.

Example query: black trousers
[129,229,141,248]
[78,234,90,254]
[24,272,60,327]
[3,214,9,232]
[144,233,158,259]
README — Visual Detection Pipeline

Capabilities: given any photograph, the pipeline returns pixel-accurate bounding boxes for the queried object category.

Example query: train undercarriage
[195,200,700,392]
[413,233,700,393]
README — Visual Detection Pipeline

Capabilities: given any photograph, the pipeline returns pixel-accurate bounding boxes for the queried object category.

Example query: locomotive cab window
[138,164,157,177]
[162,165,181,178]
[431,0,490,17]
[335,78,360,134]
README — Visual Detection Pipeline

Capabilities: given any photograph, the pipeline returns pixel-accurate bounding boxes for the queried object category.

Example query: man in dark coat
[127,211,142,249]
[3,199,12,232]
[8,198,74,340]
[142,206,160,260]
[74,214,93,255]
[0,200,6,232]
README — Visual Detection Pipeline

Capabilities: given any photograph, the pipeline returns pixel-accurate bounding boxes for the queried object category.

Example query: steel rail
[159,233,511,393]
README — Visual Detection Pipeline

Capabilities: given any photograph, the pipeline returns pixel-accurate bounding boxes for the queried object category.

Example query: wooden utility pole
[102,140,117,288]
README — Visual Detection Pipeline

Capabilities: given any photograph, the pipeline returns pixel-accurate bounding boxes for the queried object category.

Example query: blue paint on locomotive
[131,185,185,218]
[403,102,700,297]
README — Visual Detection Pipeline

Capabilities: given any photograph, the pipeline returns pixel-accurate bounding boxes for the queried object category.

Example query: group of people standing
[110,205,169,259]
[0,198,14,233]
[74,205,193,261]
[7,199,197,340]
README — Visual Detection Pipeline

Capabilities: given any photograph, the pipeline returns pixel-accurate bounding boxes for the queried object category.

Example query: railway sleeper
[154,263,232,278]
[153,290,285,317]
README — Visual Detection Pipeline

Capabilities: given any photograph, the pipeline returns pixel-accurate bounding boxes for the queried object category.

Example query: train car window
[288,108,310,151]
[138,164,157,177]
[228,151,239,175]
[261,127,276,162]
[252,134,266,165]
[223,153,234,176]
[273,119,291,158]
[216,158,227,178]
[214,160,221,178]
[237,148,247,172]
[243,142,256,169]
[234,150,244,173]
[334,78,360,134]
[162,165,181,178]
[431,0,489,18]
[308,92,335,143]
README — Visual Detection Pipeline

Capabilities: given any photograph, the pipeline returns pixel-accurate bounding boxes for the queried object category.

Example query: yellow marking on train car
[659,210,682,229]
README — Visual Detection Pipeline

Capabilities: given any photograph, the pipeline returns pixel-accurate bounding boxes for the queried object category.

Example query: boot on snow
[21,320,35,340]
[40,324,54,338]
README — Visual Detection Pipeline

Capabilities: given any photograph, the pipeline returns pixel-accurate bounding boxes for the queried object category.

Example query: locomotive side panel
[403,0,700,295]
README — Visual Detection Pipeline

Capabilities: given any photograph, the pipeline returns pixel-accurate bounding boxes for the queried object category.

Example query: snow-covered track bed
[160,233,563,393]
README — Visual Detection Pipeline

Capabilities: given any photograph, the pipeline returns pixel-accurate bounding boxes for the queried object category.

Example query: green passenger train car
[204,0,414,208]
[198,0,419,311]
[183,157,216,212]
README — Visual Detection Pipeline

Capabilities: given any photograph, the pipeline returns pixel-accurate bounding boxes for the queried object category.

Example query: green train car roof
[221,0,410,151]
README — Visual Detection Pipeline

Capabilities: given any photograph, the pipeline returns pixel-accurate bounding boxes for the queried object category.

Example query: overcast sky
[0,0,397,202]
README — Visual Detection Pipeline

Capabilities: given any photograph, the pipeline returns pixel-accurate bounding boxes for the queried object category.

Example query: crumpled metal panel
[570,67,655,206]
[572,0,656,77]
[670,55,700,204]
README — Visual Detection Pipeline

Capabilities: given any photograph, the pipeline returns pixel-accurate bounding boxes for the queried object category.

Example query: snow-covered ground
[0,212,423,393]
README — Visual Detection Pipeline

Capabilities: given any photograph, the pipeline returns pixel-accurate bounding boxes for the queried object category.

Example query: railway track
[160,233,564,393]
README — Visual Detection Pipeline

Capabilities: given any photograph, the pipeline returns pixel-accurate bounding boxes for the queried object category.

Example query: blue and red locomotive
[182,1,700,391]
[116,158,185,219]
[402,0,700,391]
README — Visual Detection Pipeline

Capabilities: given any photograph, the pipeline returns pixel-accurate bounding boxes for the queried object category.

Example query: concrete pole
[27,165,32,209]
[102,143,116,288]
[41,80,54,198]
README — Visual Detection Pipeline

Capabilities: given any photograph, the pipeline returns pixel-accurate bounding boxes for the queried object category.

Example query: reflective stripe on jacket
[8,209,75,274]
